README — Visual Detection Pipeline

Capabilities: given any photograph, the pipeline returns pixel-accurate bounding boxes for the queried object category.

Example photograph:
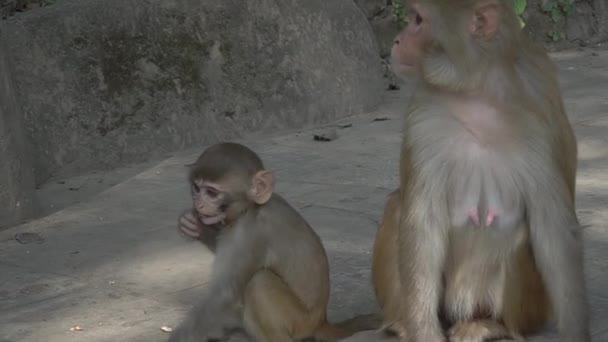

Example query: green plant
[391,0,408,27]
[513,0,527,27]
[541,0,576,41]
[546,30,563,42]
[542,0,575,23]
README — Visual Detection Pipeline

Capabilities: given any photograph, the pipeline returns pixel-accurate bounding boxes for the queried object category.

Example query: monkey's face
[191,179,228,225]
[391,2,431,77]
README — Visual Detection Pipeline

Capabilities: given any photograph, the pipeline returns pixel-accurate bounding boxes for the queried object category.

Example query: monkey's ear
[470,0,500,39]
[251,170,274,205]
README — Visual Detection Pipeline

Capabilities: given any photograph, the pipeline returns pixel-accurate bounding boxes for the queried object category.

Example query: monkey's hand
[178,209,220,242]
[178,209,204,239]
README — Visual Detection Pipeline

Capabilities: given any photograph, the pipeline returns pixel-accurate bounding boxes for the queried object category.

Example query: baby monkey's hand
[178,209,220,240]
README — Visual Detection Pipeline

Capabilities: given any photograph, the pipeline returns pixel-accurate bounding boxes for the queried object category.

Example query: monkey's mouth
[392,61,415,74]
[199,213,225,225]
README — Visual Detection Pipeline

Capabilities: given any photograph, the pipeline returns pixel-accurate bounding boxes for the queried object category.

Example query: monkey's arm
[397,168,449,341]
[205,225,266,310]
[526,158,590,341]
[175,225,266,339]
[197,225,220,253]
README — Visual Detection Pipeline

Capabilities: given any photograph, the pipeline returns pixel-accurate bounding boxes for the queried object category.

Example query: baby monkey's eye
[415,13,423,25]
[206,187,219,198]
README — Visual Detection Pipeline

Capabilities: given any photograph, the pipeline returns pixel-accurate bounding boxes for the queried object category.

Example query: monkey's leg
[243,270,320,342]
[501,242,551,336]
[447,237,550,342]
[371,190,406,337]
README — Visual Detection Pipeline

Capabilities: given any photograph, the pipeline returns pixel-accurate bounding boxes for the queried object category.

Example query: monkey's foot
[448,320,522,342]
[381,321,407,338]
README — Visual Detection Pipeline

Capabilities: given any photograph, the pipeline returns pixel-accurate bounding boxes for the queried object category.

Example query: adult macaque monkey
[170,142,379,342]
[372,0,590,341]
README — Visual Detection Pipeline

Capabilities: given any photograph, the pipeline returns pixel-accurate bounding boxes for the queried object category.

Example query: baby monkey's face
[191,179,228,226]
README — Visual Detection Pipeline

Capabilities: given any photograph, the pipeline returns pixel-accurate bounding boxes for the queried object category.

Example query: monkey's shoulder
[254,194,316,234]
[248,194,327,271]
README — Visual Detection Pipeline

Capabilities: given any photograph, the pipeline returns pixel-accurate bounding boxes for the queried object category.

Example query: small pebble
[14,232,44,245]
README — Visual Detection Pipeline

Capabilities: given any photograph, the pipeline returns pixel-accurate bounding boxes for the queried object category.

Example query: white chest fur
[407,98,526,234]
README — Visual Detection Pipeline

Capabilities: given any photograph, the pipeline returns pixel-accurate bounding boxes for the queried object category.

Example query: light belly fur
[443,223,528,321]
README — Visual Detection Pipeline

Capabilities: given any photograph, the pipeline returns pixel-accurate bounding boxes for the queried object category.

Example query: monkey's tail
[311,313,383,342]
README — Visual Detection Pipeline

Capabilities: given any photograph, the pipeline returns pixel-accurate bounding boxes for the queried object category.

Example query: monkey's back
[256,194,331,312]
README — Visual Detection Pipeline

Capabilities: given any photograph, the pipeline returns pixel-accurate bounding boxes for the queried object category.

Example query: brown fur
[171,142,380,342]
[371,190,405,337]
[375,1,589,341]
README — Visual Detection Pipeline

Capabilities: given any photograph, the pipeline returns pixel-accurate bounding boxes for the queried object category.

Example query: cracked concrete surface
[1,48,608,342]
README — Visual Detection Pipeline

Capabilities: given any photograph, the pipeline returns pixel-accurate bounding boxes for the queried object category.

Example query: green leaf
[551,8,562,22]
[518,16,526,28]
[547,30,562,42]
[554,33,562,42]
[563,3,575,15]
[542,1,556,12]
[513,0,527,15]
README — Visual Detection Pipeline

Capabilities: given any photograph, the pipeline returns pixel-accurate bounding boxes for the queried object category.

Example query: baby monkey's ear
[250,170,274,205]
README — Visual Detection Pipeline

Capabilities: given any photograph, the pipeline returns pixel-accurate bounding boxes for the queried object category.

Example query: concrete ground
[1,48,608,342]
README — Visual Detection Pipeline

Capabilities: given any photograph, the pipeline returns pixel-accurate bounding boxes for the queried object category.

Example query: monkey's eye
[415,13,423,25]
[192,183,200,193]
[206,187,219,198]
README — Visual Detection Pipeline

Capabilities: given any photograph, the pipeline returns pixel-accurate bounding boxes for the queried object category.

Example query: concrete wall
[2,0,384,184]
[0,0,384,227]
[0,27,35,228]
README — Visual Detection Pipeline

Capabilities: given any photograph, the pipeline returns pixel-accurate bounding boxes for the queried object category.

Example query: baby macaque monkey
[170,142,379,342]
